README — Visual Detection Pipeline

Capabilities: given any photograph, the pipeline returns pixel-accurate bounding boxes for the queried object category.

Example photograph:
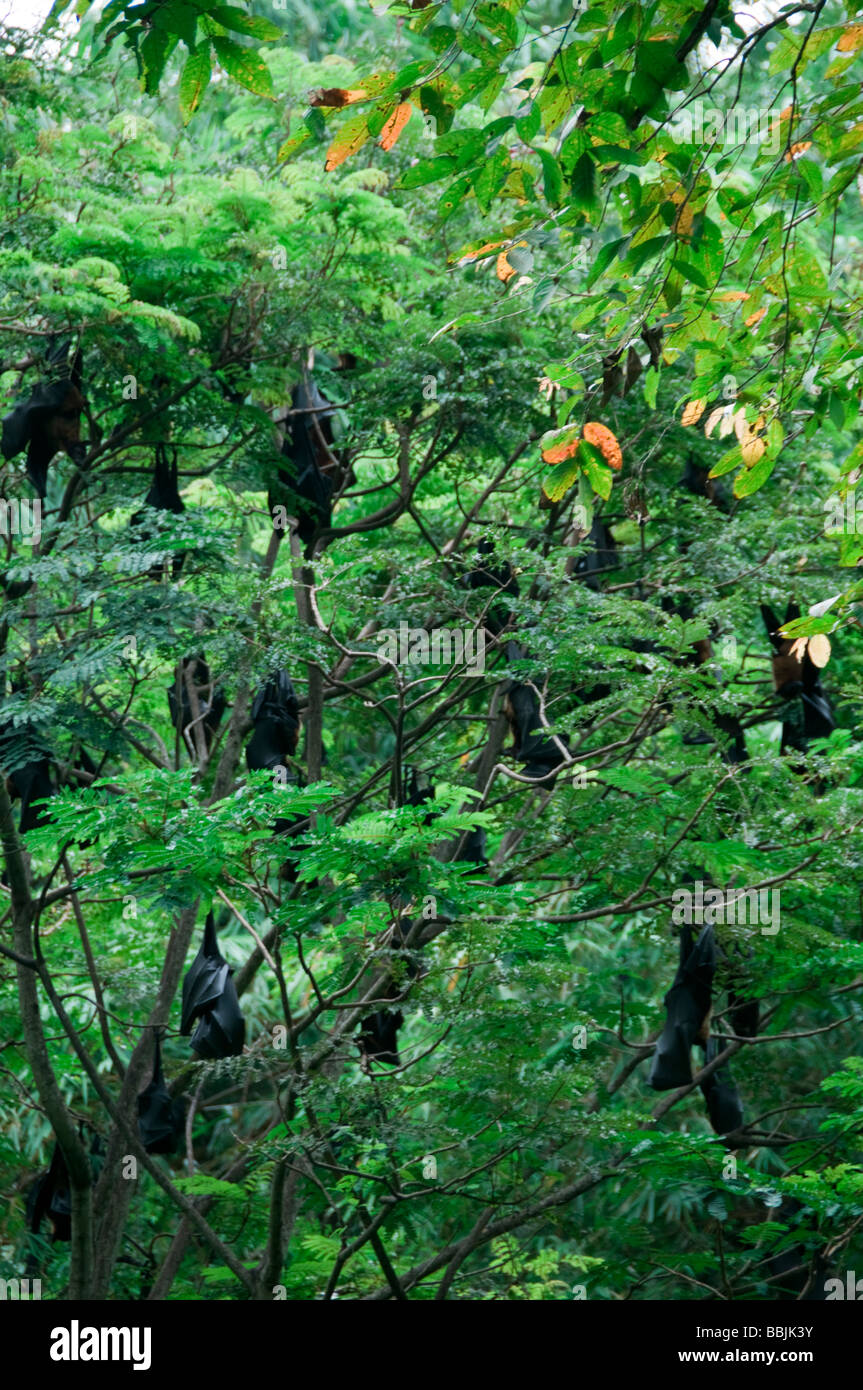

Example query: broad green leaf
[179,46,211,124]
[209,6,282,40]
[211,35,274,98]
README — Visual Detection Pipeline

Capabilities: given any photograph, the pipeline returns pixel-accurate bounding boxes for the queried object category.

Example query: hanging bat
[180,910,246,1060]
[0,706,56,834]
[698,1036,744,1135]
[269,376,344,558]
[137,1032,186,1155]
[358,917,421,1068]
[245,669,300,772]
[1,340,86,497]
[130,444,185,580]
[464,537,520,636]
[26,1143,72,1242]
[503,679,569,780]
[167,655,227,757]
[358,1009,404,1067]
[761,602,837,755]
[648,923,716,1090]
[568,516,618,592]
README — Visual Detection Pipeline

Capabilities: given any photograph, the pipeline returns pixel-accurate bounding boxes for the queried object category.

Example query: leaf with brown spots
[308,88,368,107]
[379,103,413,151]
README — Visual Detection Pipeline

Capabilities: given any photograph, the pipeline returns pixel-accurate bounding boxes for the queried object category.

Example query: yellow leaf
[808,633,832,668]
[838,24,863,52]
[672,200,693,237]
[681,398,706,427]
[378,102,412,152]
[745,306,767,328]
[741,434,766,467]
[715,290,750,302]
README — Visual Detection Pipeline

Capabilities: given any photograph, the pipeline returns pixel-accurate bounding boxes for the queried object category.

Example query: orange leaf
[838,23,863,52]
[447,952,469,993]
[308,87,367,107]
[496,251,517,284]
[681,398,706,427]
[457,239,506,266]
[542,437,579,464]
[745,306,767,328]
[324,112,370,172]
[715,290,750,302]
[379,102,412,152]
[583,421,622,471]
[785,140,813,161]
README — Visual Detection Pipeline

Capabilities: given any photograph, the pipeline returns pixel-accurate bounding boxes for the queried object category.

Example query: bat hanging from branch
[1,339,86,497]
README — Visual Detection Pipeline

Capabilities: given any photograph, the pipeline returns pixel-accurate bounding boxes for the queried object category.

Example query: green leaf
[398,156,456,189]
[209,6,282,40]
[477,2,518,44]
[139,28,178,95]
[580,441,613,499]
[151,3,198,50]
[569,151,596,212]
[586,236,628,288]
[733,452,775,498]
[211,35,274,98]
[542,458,580,504]
[535,148,562,207]
[179,46,211,124]
[515,102,540,142]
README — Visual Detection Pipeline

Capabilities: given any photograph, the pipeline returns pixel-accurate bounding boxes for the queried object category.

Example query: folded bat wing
[648,924,715,1090]
[358,1009,404,1067]
[180,911,231,1034]
[137,1035,186,1154]
[189,973,246,1059]
[698,1037,744,1135]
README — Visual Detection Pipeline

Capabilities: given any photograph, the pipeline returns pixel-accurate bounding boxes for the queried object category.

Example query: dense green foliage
[0,0,862,1301]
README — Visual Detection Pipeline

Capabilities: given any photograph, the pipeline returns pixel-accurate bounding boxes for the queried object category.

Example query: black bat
[503,679,570,779]
[26,1142,72,1242]
[269,377,340,558]
[358,917,421,1068]
[245,669,300,772]
[679,452,730,511]
[130,444,185,579]
[464,537,520,636]
[761,602,837,755]
[137,1032,186,1154]
[457,825,488,866]
[698,1036,744,1135]
[1,340,86,497]
[0,706,56,834]
[648,924,715,1090]
[180,910,246,1059]
[403,765,435,815]
[573,517,618,592]
[358,1009,404,1067]
[167,655,227,755]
